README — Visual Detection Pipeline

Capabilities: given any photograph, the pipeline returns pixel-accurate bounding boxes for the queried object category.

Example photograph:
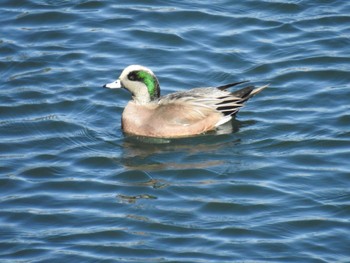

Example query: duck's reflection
[119,119,250,171]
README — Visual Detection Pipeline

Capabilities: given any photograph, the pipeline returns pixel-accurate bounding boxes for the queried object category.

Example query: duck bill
[103,79,122,89]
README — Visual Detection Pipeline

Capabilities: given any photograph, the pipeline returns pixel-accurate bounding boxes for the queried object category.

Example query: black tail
[214,84,268,117]
[216,80,250,91]
[231,86,255,100]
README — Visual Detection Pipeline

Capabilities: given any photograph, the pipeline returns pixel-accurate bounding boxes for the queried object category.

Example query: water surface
[1,0,350,262]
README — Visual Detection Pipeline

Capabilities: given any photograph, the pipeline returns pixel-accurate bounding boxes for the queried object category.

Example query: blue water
[1,1,350,262]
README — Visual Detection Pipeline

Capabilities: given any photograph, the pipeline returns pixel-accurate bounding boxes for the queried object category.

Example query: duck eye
[128,71,137,81]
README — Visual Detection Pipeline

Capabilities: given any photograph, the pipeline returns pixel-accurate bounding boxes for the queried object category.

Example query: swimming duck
[103,65,267,138]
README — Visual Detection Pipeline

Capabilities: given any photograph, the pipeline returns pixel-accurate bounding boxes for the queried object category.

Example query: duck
[103,65,267,138]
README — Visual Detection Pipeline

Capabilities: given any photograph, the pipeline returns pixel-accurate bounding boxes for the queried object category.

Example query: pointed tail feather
[215,84,268,117]
[249,84,269,96]
[231,84,268,100]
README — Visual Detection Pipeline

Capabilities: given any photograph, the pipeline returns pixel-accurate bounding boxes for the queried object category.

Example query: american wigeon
[103,65,267,138]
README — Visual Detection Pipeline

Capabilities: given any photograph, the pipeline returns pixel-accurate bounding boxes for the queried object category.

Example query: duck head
[104,65,160,104]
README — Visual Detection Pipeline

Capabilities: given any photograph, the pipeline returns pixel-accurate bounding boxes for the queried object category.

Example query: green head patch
[127,70,160,100]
